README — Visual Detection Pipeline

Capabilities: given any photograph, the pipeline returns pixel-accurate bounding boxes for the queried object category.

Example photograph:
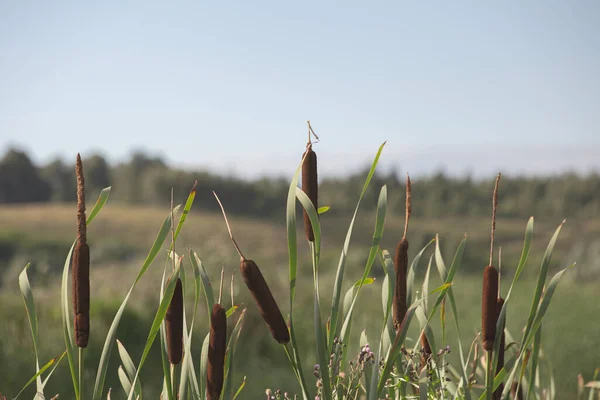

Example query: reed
[214,191,290,344]
[165,277,183,365]
[207,303,227,400]
[72,154,90,348]
[393,174,411,331]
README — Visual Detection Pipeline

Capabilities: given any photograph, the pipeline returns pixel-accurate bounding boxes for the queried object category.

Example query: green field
[0,203,599,398]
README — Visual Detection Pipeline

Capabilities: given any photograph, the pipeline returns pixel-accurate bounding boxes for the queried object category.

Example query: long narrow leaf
[14,352,66,400]
[340,185,387,364]
[328,142,386,351]
[18,263,43,399]
[92,204,181,400]
[127,262,182,400]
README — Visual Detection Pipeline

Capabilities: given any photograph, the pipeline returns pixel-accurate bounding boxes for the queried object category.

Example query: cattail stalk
[493,297,506,400]
[207,304,227,400]
[302,121,319,242]
[213,191,290,344]
[72,154,90,348]
[393,174,411,331]
[165,278,183,365]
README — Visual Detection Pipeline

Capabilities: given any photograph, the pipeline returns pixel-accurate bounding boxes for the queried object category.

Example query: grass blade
[223,308,247,400]
[328,142,386,351]
[285,152,313,400]
[18,263,43,399]
[435,235,470,400]
[92,204,181,400]
[117,340,142,399]
[14,352,66,400]
[340,184,387,363]
[521,221,564,351]
[127,262,182,400]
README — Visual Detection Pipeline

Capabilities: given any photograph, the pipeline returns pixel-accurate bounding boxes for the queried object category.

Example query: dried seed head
[207,303,227,400]
[165,278,183,365]
[419,332,432,371]
[494,297,506,400]
[481,265,499,351]
[72,240,90,348]
[393,237,409,331]
[75,154,87,244]
[240,259,290,344]
[73,154,90,348]
[302,143,318,242]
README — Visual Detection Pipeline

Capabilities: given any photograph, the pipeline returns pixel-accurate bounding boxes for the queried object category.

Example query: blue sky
[1,1,599,178]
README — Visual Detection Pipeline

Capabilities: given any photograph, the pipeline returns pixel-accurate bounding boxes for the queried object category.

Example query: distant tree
[40,158,76,202]
[0,148,51,203]
[85,153,111,198]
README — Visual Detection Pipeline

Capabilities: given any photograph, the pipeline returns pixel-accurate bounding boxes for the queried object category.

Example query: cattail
[165,277,183,365]
[207,303,227,400]
[240,259,290,344]
[301,130,318,242]
[482,265,499,351]
[493,297,506,400]
[419,332,432,371]
[213,191,290,344]
[482,173,501,352]
[72,153,90,348]
[393,174,411,331]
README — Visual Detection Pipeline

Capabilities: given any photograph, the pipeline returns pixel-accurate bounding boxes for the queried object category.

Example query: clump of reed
[72,154,90,349]
[302,121,319,242]
[207,303,227,400]
[393,174,412,332]
[214,191,290,344]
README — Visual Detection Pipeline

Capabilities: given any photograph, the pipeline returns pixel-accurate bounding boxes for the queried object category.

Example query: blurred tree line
[0,147,599,220]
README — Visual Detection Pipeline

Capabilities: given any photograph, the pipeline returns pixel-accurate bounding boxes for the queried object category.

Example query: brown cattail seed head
[393,237,409,331]
[301,143,318,242]
[240,259,290,344]
[482,265,499,351]
[207,303,227,400]
[72,242,90,348]
[165,278,183,365]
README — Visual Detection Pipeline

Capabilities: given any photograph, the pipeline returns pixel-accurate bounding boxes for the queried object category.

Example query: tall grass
[9,135,599,400]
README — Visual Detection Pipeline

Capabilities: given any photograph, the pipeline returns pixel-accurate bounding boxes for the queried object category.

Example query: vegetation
[0,136,599,399]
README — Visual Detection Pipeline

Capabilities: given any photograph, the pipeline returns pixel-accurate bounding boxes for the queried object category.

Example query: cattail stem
[207,304,227,400]
[489,173,501,266]
[493,297,506,400]
[78,347,83,400]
